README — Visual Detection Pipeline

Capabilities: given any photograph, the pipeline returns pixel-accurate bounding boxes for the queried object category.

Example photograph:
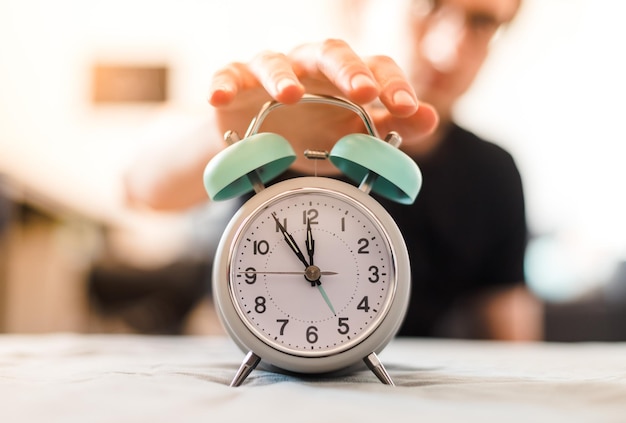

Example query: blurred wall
[1,0,625,310]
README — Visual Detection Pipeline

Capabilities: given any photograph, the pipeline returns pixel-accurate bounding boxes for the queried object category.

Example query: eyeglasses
[410,0,511,46]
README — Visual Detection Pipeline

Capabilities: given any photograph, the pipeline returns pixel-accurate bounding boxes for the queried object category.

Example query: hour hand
[305,218,315,266]
[271,212,309,268]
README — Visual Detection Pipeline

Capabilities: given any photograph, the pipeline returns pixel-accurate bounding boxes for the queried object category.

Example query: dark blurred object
[91,64,168,103]
[88,259,210,335]
[0,176,11,236]
[87,200,241,335]
[0,176,12,330]
[605,261,626,303]
[544,263,626,342]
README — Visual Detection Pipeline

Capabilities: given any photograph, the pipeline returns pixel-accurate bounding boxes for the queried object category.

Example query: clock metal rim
[212,177,411,374]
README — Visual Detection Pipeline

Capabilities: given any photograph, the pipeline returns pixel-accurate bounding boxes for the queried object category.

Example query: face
[407,0,520,121]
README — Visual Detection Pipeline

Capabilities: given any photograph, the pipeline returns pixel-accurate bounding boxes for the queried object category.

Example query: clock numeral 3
[368,265,379,283]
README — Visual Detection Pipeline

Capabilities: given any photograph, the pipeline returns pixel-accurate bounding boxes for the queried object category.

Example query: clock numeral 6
[306,326,319,344]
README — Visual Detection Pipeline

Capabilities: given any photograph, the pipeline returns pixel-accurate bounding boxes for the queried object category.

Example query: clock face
[224,180,399,357]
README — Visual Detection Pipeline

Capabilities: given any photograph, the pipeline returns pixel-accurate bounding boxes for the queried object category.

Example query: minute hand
[271,212,309,268]
[237,270,338,276]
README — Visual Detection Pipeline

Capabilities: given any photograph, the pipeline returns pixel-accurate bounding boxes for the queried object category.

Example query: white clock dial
[227,184,397,357]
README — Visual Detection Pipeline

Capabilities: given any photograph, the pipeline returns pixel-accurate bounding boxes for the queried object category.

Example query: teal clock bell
[203,94,422,387]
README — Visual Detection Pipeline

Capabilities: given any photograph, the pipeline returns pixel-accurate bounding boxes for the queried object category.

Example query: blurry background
[1,0,625,339]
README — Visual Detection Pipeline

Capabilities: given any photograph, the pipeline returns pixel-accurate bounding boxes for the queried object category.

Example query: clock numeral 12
[303,209,319,225]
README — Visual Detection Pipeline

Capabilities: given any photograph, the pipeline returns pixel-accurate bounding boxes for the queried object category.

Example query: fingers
[365,55,419,117]
[249,51,305,104]
[370,102,439,146]
[209,39,421,119]
[289,39,380,104]
[208,52,305,107]
[208,62,257,107]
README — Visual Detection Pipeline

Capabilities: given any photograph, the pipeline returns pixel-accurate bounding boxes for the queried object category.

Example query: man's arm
[478,284,544,341]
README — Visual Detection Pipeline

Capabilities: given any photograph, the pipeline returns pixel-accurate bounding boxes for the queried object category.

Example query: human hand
[208,39,438,173]
[123,39,439,211]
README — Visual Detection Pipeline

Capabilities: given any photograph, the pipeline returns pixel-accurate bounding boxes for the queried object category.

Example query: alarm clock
[204,94,422,386]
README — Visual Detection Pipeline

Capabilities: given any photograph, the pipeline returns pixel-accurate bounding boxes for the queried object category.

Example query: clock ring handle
[243,93,380,139]
[243,93,422,204]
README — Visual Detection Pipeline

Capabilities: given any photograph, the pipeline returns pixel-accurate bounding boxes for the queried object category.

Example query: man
[125,0,542,339]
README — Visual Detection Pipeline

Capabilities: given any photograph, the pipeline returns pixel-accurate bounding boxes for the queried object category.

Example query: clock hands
[237,270,338,276]
[272,212,309,269]
[316,284,336,316]
[306,218,315,266]
[270,212,337,315]
[304,217,336,315]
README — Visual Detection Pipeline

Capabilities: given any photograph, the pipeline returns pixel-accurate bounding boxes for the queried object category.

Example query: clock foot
[363,352,395,386]
[230,351,261,387]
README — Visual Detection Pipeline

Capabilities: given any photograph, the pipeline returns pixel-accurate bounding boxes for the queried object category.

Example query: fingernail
[276,78,298,93]
[350,74,376,91]
[393,90,418,108]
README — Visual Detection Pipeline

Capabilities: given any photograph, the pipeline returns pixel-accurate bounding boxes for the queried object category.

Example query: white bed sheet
[1,334,625,422]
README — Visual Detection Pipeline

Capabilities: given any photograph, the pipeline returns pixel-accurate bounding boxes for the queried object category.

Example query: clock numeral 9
[244,267,256,284]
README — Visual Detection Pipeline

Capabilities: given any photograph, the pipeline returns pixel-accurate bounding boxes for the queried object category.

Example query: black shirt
[380,124,527,336]
[260,123,526,337]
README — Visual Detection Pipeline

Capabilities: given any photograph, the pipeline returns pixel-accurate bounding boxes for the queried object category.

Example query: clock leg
[363,352,395,386]
[230,351,261,387]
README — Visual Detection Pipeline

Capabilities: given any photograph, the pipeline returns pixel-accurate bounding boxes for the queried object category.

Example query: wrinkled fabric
[0,335,625,422]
